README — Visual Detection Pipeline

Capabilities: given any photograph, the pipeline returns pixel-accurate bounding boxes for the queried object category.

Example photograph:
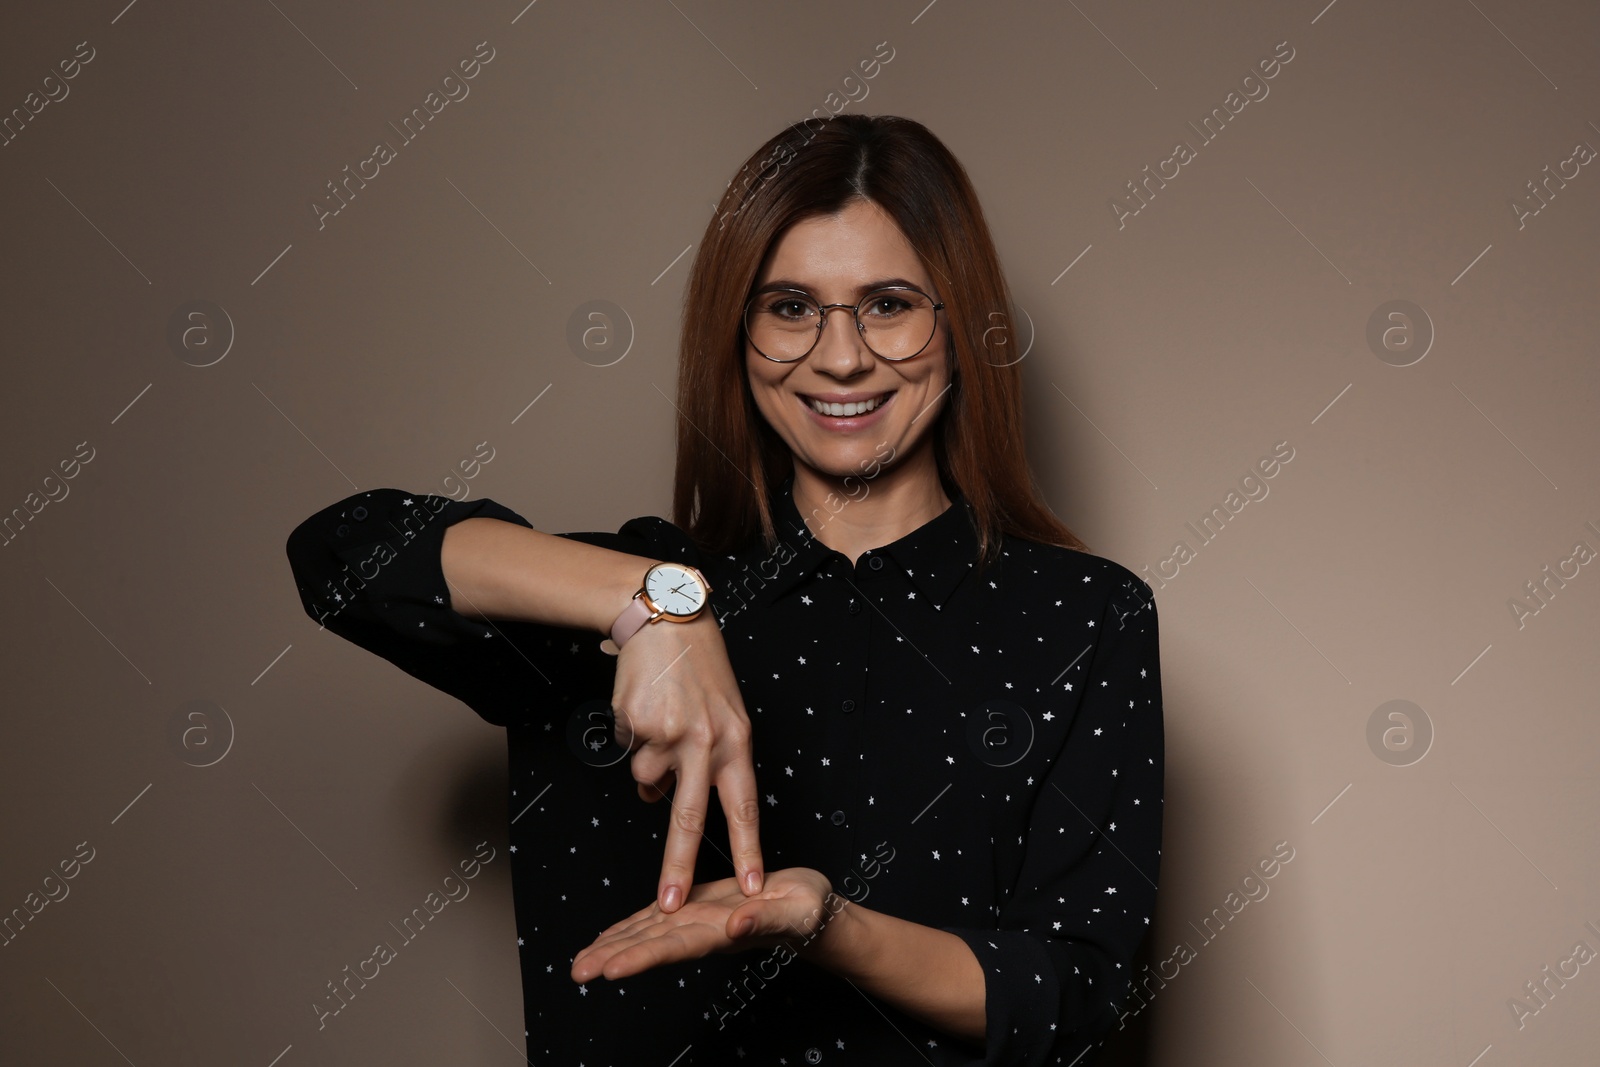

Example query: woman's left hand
[571,867,835,982]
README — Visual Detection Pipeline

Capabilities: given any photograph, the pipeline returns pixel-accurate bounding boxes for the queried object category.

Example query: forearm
[440,516,659,634]
[807,899,986,1046]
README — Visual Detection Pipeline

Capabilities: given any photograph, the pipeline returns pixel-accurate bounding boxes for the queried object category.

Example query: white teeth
[808,394,887,417]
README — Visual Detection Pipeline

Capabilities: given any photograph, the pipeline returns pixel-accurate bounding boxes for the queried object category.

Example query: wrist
[807,892,866,977]
[604,558,714,651]
[597,556,665,637]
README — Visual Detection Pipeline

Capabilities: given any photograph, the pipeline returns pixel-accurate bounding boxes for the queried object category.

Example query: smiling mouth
[800,391,895,417]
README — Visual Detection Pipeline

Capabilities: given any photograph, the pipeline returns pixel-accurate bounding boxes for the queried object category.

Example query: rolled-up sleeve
[283,488,681,727]
[943,574,1164,1066]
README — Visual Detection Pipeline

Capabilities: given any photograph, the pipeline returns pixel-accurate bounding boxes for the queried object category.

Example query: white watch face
[645,563,707,618]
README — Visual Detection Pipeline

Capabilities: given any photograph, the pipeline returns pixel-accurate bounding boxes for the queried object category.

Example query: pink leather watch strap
[609,594,655,649]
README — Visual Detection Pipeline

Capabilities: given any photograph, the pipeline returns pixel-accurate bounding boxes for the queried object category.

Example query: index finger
[656,755,711,914]
[714,743,765,896]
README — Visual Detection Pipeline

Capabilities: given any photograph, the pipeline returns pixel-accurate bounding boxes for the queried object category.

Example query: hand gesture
[570,868,835,983]
[611,613,765,913]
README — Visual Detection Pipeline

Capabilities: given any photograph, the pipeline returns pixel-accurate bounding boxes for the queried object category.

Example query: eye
[766,297,815,321]
[862,293,913,319]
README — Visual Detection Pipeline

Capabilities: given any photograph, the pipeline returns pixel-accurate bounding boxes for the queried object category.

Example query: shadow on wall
[391,728,513,892]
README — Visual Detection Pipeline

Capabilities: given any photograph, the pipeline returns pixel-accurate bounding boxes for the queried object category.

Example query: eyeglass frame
[742,284,947,363]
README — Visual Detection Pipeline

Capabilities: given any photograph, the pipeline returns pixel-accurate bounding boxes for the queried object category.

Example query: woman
[285,113,1163,1066]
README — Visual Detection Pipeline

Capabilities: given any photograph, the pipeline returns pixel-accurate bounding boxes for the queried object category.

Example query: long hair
[671,113,1089,568]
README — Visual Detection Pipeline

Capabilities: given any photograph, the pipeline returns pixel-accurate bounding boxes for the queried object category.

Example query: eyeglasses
[743,285,945,363]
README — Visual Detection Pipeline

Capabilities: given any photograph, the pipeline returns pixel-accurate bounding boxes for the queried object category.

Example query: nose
[811,306,875,376]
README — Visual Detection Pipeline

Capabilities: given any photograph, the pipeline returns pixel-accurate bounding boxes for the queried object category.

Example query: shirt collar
[725,474,981,612]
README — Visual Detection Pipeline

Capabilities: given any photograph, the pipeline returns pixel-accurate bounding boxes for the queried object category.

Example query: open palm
[571,868,834,983]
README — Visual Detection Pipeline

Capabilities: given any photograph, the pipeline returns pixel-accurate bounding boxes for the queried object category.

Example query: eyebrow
[752,277,928,298]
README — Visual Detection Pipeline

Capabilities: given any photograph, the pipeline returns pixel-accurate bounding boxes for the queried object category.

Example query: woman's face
[744,198,951,484]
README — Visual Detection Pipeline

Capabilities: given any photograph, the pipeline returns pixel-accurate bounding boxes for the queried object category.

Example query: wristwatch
[605,561,713,653]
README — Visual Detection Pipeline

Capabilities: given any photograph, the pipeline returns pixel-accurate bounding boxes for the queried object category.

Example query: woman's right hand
[610,612,765,915]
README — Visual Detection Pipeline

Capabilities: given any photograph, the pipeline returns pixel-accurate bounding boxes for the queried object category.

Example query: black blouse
[284,475,1164,1067]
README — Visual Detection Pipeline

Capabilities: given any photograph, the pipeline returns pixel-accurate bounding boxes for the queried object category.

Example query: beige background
[2,1,1597,1063]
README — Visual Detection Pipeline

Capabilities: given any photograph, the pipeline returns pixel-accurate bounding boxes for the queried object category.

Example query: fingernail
[662,885,681,911]
[745,871,762,894]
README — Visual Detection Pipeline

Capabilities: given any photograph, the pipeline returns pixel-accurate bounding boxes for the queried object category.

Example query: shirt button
[351,505,368,521]
[830,810,846,826]
[848,598,861,615]
[841,699,855,714]
[869,555,884,571]
[335,524,349,538]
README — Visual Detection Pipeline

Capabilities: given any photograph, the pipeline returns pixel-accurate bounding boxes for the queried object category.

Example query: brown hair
[671,113,1089,568]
